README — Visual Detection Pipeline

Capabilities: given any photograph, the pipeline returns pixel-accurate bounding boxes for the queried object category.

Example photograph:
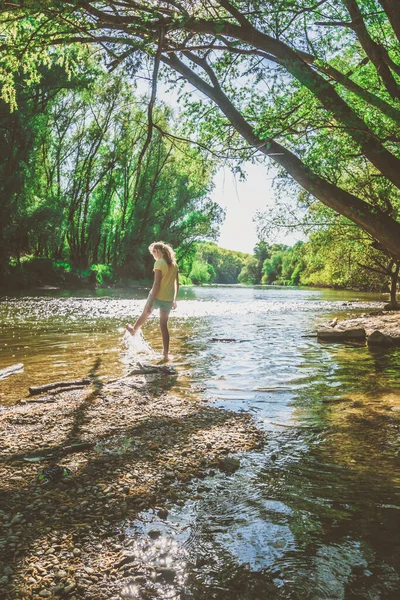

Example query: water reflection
[1,286,399,599]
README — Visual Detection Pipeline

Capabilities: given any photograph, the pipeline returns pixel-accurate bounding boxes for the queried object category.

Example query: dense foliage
[0,1,399,300]
[224,237,395,297]
[0,58,223,283]
[1,0,399,261]
[187,242,251,284]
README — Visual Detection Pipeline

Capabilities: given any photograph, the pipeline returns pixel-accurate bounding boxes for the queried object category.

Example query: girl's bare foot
[126,323,136,335]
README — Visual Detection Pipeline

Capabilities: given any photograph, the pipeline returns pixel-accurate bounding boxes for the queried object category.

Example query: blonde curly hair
[149,241,177,267]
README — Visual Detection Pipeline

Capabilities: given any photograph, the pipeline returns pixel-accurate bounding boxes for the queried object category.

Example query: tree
[253,241,270,283]
[2,1,400,260]
[281,242,305,285]
[261,245,286,283]
[258,189,399,302]
[190,242,250,283]
[0,53,98,274]
[238,256,259,284]
[0,61,223,278]
[189,259,216,284]
[299,216,400,303]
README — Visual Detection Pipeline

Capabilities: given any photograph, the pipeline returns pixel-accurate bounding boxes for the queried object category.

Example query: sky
[210,163,303,254]
[134,76,303,255]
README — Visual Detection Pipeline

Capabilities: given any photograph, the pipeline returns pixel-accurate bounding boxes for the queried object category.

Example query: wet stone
[53,583,65,595]
[64,582,76,593]
[156,567,176,582]
[120,583,139,599]
[56,569,67,579]
[218,457,240,474]
[10,513,23,525]
[148,530,161,540]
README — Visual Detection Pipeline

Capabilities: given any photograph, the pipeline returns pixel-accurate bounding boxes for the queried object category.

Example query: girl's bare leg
[159,310,170,359]
[126,306,152,335]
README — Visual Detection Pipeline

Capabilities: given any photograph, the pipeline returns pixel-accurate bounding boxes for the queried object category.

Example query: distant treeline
[3,233,395,295]
[186,238,394,294]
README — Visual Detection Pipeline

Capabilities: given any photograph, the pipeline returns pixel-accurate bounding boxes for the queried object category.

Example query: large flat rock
[317,311,400,345]
[317,327,366,342]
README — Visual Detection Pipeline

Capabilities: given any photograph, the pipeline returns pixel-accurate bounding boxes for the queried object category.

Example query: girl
[126,242,179,361]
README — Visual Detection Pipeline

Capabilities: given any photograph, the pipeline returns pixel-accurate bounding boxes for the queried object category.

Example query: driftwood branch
[126,363,177,376]
[17,442,96,463]
[0,363,24,381]
[26,385,90,402]
[29,379,92,396]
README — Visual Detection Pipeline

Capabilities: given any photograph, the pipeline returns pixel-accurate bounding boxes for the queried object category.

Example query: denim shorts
[149,295,173,312]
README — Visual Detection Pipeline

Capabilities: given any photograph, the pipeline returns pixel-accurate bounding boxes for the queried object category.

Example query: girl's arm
[172,272,179,309]
[147,269,162,312]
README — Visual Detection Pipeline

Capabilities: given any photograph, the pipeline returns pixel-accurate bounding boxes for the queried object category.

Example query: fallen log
[0,363,24,381]
[29,378,92,396]
[25,398,58,404]
[63,442,95,453]
[25,385,89,402]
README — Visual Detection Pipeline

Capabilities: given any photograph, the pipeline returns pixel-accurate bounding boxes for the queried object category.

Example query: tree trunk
[166,53,400,260]
[389,263,399,306]
[344,0,400,98]
[183,18,400,187]
[377,0,400,41]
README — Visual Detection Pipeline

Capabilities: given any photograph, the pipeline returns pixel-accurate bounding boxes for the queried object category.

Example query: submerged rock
[156,567,176,582]
[367,330,395,346]
[156,507,169,520]
[218,457,241,474]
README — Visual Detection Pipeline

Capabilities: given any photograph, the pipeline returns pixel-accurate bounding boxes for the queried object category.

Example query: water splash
[123,329,155,362]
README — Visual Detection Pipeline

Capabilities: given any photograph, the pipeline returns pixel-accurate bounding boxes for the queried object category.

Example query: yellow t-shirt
[153,258,178,301]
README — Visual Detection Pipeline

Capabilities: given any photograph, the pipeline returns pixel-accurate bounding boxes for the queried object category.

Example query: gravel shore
[0,372,265,599]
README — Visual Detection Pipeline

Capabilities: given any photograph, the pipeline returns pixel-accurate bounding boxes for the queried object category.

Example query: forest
[0,0,399,302]
[1,4,400,600]
[0,62,224,287]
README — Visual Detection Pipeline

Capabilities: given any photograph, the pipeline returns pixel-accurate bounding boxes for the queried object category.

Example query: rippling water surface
[1,285,400,599]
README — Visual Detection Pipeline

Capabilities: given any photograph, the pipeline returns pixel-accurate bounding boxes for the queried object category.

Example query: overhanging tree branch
[377,0,400,41]
[343,0,400,98]
[130,25,165,208]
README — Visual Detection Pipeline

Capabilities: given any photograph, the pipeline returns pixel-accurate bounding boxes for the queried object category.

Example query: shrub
[91,263,114,284]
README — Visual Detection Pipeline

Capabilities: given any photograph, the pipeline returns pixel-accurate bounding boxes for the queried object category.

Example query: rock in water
[218,457,241,474]
[317,328,366,342]
[368,330,394,346]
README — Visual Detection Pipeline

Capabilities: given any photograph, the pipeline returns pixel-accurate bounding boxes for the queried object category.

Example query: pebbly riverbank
[0,371,265,599]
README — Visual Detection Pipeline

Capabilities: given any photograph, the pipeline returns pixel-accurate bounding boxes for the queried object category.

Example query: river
[1,285,399,599]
